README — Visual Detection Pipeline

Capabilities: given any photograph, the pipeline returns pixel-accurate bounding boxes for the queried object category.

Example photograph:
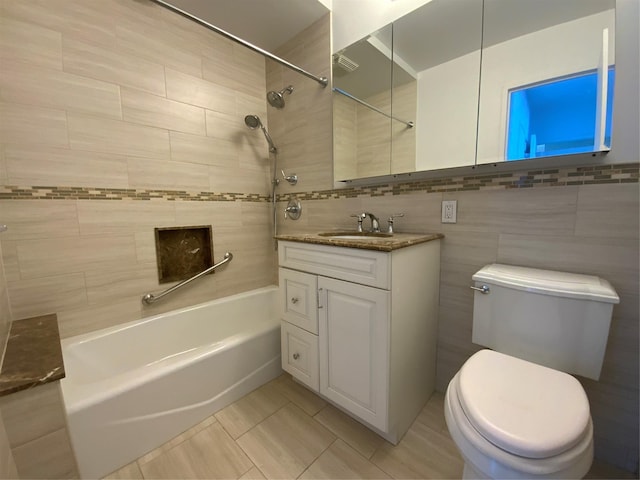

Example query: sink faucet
[363,212,380,232]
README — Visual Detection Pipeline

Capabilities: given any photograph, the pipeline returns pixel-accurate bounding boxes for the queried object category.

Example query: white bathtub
[60,286,282,479]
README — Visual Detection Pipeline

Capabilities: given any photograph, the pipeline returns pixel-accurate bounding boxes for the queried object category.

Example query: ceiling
[164,0,330,51]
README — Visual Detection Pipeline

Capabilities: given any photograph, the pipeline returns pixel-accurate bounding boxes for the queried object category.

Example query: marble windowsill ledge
[275,232,444,252]
[0,314,65,397]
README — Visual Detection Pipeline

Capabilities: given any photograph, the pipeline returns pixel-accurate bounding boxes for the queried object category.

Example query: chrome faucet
[364,212,380,232]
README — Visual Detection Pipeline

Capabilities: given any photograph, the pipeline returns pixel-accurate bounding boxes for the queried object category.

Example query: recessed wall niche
[154,226,213,284]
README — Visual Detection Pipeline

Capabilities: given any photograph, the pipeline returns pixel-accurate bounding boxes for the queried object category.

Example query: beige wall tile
[15,235,137,279]
[174,201,243,228]
[135,230,158,264]
[2,0,118,48]
[170,131,239,167]
[0,200,79,240]
[121,87,205,135]
[207,109,262,146]
[0,382,66,448]
[76,200,175,236]
[442,186,579,235]
[575,183,640,239]
[4,145,129,188]
[12,428,78,479]
[0,102,68,147]
[166,68,236,113]
[0,60,122,119]
[209,165,270,194]
[62,36,166,96]
[57,296,142,339]
[202,46,265,100]
[68,113,170,160]
[84,263,159,306]
[127,157,210,191]
[7,273,87,319]
[115,22,202,79]
[0,16,62,70]
[0,240,20,283]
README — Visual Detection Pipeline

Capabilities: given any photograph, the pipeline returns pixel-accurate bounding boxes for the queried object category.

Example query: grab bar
[142,252,233,305]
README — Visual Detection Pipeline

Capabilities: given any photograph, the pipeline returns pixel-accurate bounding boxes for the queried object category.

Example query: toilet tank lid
[472,264,619,303]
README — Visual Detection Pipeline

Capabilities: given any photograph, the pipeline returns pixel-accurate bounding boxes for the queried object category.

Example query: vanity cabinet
[278,238,440,443]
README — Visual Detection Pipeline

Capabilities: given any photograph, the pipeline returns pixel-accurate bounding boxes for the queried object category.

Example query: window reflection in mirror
[477,0,615,165]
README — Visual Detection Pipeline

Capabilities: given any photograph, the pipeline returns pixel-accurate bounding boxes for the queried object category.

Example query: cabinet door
[279,268,318,334]
[318,277,389,431]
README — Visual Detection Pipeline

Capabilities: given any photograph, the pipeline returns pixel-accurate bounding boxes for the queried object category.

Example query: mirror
[476,0,616,165]
[332,0,616,182]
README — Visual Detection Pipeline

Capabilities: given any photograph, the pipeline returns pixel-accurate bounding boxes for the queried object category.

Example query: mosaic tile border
[281,162,639,202]
[0,186,271,202]
[0,163,636,202]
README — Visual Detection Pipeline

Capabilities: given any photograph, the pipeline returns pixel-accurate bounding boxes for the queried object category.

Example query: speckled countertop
[275,232,443,252]
[0,314,65,397]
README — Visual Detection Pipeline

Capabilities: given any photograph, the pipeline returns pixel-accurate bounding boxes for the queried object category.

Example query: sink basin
[318,232,392,240]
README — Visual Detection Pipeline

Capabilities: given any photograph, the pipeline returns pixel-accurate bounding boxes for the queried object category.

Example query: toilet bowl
[445,350,594,479]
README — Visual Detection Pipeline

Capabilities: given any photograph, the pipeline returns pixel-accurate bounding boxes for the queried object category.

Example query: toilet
[444,264,619,479]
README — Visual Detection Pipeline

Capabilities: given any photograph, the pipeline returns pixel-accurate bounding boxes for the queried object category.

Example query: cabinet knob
[291,297,299,304]
[293,353,300,360]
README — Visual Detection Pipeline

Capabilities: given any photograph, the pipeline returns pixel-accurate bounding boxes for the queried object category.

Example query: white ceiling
[164,0,330,51]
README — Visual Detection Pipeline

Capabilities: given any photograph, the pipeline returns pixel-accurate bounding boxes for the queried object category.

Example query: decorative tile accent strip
[0,186,271,202]
[0,163,636,202]
[279,162,639,202]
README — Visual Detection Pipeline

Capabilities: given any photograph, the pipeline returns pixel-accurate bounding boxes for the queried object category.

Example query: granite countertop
[0,314,65,397]
[275,232,444,252]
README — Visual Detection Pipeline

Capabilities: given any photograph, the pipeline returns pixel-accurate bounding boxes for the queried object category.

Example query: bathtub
[60,286,282,479]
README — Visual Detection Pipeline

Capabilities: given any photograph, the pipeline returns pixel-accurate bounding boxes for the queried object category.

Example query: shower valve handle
[281,169,298,185]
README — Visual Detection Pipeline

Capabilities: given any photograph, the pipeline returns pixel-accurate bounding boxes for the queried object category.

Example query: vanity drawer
[281,321,319,391]
[279,268,318,334]
[278,241,390,289]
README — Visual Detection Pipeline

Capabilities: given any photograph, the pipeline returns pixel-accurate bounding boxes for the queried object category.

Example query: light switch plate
[441,200,457,223]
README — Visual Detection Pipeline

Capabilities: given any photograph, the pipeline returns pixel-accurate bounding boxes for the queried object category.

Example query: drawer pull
[293,353,300,360]
[291,297,299,304]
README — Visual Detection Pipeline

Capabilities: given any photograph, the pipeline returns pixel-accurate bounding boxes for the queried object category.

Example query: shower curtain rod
[333,87,414,128]
[150,0,329,88]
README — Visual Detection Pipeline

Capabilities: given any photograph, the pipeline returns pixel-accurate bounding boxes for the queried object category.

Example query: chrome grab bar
[142,252,233,305]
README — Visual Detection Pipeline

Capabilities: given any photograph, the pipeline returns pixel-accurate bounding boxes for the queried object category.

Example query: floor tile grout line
[294,437,340,480]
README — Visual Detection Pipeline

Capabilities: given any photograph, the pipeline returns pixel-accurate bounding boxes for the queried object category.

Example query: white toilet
[444,264,619,479]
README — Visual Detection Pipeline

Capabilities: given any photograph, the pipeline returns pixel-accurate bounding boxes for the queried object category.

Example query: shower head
[266,85,294,109]
[244,114,277,153]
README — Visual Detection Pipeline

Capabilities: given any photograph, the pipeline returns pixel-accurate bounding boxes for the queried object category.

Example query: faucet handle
[387,213,404,234]
[350,213,366,232]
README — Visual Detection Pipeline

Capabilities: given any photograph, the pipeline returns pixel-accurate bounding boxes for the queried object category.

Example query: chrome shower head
[244,114,277,153]
[266,85,294,109]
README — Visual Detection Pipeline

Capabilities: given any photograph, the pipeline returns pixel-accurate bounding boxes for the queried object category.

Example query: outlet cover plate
[441,200,457,223]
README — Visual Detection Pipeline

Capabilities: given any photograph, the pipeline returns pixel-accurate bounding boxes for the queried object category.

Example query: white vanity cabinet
[278,237,441,443]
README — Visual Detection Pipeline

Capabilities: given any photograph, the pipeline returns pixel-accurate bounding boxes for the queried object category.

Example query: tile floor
[105,374,637,480]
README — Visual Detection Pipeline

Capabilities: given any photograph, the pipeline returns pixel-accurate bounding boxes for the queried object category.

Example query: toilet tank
[471,264,619,380]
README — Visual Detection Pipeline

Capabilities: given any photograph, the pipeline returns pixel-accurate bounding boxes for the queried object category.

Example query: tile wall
[0,0,637,477]
[0,0,277,339]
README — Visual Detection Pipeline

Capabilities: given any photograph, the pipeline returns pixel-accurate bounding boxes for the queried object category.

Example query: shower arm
[150,0,328,88]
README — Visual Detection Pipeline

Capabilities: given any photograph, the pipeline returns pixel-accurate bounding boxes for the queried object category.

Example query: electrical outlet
[441,200,457,223]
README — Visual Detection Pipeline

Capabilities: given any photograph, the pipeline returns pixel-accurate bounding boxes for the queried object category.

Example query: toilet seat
[445,351,594,478]
[458,350,591,458]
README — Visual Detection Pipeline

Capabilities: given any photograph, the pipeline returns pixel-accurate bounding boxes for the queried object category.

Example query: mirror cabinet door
[333,24,393,181]
[393,0,483,173]
[476,0,616,165]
